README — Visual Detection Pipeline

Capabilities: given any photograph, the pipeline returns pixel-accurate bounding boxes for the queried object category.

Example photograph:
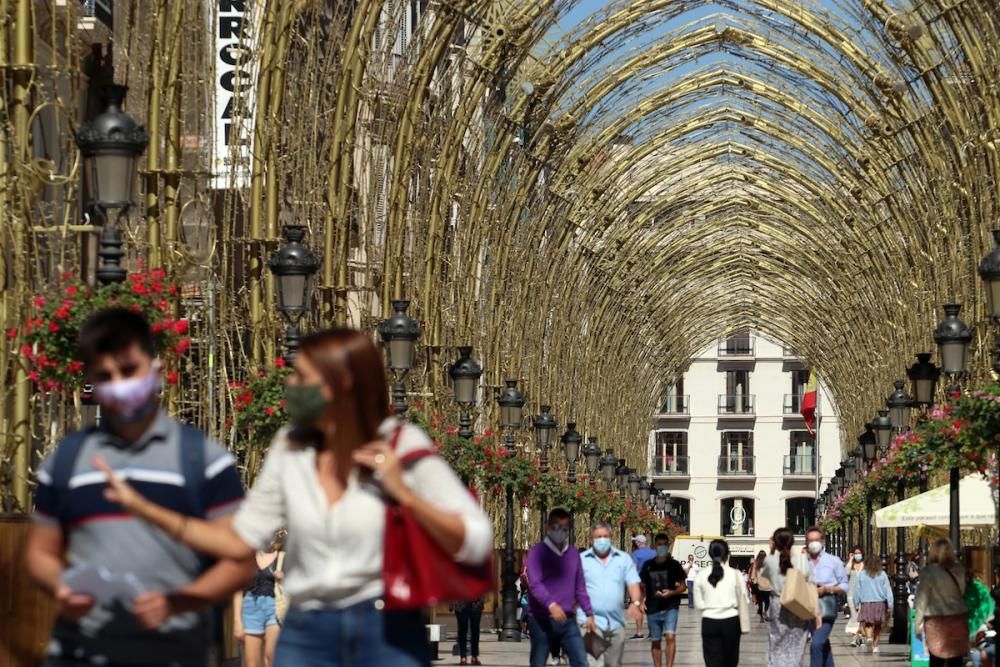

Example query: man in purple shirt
[525,508,597,667]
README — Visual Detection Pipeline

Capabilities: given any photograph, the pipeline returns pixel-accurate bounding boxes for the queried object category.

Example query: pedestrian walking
[451,597,484,665]
[846,546,865,646]
[94,327,494,667]
[693,540,745,667]
[577,522,642,667]
[525,508,597,667]
[915,538,970,667]
[682,554,700,608]
[749,550,772,621]
[24,308,251,667]
[639,533,687,667]
[853,553,893,654]
[760,527,817,667]
[804,526,848,667]
[234,532,287,667]
[630,535,657,639]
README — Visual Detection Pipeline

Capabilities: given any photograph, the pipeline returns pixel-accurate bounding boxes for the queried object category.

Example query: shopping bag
[780,566,819,621]
[583,629,611,659]
[736,569,751,633]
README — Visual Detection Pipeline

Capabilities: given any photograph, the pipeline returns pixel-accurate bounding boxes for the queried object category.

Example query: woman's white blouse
[232,418,493,609]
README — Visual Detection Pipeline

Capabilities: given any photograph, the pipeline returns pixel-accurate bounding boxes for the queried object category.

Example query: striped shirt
[32,411,244,666]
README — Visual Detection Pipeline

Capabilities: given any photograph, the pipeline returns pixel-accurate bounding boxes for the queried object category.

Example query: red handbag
[382,426,495,610]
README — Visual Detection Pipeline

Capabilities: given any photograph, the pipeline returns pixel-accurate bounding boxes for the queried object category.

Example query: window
[719,432,753,473]
[787,369,810,412]
[721,370,752,413]
[721,498,755,536]
[722,331,752,355]
[654,432,688,474]
[661,378,686,414]
[668,497,691,530]
[786,498,815,535]
[786,432,816,474]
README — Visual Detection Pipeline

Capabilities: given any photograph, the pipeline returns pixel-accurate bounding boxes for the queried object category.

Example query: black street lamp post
[872,409,893,570]
[582,437,602,483]
[497,379,525,642]
[449,347,482,439]
[534,407,557,540]
[978,230,1000,661]
[77,84,149,285]
[377,300,421,415]
[616,459,629,548]
[600,448,617,492]
[561,420,582,541]
[934,304,972,551]
[268,225,321,363]
[859,424,877,557]
[886,381,914,643]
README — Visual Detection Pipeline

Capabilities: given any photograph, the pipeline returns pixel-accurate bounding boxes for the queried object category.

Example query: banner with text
[211,0,256,189]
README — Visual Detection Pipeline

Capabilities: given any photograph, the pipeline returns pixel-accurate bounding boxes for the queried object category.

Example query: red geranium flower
[48,321,59,333]
[172,320,189,335]
[275,357,286,367]
[167,370,180,385]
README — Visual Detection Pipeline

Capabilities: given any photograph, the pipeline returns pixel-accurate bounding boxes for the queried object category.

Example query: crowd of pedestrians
[21,307,1000,667]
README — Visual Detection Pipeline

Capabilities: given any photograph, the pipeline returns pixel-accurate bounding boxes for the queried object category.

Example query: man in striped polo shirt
[25,308,252,667]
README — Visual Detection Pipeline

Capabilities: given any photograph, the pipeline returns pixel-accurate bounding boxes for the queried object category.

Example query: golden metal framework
[2,0,1000,513]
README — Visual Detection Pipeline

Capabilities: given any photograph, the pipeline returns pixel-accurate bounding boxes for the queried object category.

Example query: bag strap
[386,423,436,466]
[944,567,963,596]
[276,551,285,573]
[178,423,206,518]
[52,427,96,518]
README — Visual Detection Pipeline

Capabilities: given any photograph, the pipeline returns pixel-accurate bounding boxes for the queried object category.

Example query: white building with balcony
[648,332,841,569]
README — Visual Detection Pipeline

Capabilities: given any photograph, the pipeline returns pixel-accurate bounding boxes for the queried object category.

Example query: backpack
[50,423,224,651]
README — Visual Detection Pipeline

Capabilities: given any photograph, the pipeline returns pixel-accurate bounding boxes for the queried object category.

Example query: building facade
[649,331,841,568]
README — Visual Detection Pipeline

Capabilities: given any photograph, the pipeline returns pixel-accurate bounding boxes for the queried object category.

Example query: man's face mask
[94,361,161,424]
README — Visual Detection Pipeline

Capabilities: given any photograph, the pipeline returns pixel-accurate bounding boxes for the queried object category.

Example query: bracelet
[173,516,188,541]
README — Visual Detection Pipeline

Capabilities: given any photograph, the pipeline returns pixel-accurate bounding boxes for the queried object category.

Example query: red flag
[801,372,818,435]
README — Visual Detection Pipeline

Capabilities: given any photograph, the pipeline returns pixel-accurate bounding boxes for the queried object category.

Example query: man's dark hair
[654,532,670,544]
[547,508,571,523]
[805,525,824,538]
[79,307,155,368]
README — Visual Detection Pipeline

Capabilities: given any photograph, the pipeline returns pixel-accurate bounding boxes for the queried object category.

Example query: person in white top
[693,540,743,667]
[95,328,493,667]
[682,554,699,608]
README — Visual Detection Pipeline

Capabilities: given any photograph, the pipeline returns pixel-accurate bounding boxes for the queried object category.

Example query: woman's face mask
[853,553,864,562]
[284,384,330,427]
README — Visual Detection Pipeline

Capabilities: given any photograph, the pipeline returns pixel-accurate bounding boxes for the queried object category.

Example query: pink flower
[48,321,59,333]
[264,407,276,416]
[275,357,286,367]
[65,285,78,296]
[32,296,46,308]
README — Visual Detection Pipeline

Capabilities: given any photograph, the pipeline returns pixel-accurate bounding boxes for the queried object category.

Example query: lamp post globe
[885,380,914,432]
[77,84,149,212]
[979,230,1000,321]
[560,420,581,467]
[627,468,641,497]
[498,379,526,433]
[449,347,482,439]
[872,410,894,453]
[615,459,629,493]
[377,300,421,373]
[582,436,602,477]
[533,406,557,458]
[267,225,321,363]
[933,304,972,378]
[601,449,617,488]
[844,457,856,485]
[639,479,651,503]
[907,353,940,408]
[859,423,878,464]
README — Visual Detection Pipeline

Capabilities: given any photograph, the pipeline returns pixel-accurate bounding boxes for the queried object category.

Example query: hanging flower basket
[231,361,292,452]
[18,270,190,393]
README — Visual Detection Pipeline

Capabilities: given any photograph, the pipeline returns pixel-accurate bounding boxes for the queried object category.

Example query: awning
[873,474,995,529]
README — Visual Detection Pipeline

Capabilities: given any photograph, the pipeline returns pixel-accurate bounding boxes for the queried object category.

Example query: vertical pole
[145,3,166,267]
[11,0,33,510]
[567,461,577,545]
[501,431,520,641]
[949,467,961,553]
[866,497,874,558]
[891,478,909,643]
[539,449,548,542]
[919,474,929,560]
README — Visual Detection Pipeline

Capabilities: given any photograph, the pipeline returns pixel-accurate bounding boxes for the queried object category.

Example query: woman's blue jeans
[275,599,429,667]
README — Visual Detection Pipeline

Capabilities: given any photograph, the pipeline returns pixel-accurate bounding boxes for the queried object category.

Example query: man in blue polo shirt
[805,525,849,667]
[24,308,252,666]
[578,522,642,667]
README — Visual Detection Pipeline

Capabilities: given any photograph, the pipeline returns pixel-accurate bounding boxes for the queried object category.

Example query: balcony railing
[718,337,755,357]
[783,393,804,414]
[653,455,690,476]
[718,455,755,475]
[718,394,755,415]
[658,395,690,415]
[81,0,113,27]
[783,455,817,476]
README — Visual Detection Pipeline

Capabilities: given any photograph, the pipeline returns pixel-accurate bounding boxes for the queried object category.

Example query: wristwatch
[632,600,642,607]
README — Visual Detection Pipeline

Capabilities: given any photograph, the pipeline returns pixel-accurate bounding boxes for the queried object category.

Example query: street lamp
[628,468,641,497]
[978,230,1000,659]
[872,410,893,453]
[533,407,558,539]
[268,225,321,363]
[885,380,913,433]
[377,300,421,415]
[600,449,617,491]
[582,436,602,480]
[77,84,149,285]
[639,479,651,504]
[496,378,525,642]
[907,353,940,409]
[561,421,581,542]
[448,346,482,439]
[615,459,629,497]
[859,423,878,463]
[934,304,971,551]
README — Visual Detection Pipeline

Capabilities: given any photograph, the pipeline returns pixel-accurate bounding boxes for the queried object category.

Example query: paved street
[446,608,909,666]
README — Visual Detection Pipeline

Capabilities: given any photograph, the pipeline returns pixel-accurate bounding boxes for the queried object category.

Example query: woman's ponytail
[707,539,729,588]
[774,528,795,575]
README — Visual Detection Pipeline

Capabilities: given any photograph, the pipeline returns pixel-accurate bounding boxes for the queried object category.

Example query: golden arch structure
[1,0,999,513]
